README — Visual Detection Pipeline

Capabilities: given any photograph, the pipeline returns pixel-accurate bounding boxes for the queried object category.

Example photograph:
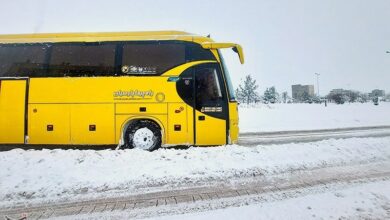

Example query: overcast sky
[0,0,389,95]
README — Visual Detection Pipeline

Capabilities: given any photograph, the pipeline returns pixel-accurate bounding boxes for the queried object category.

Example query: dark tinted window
[195,66,223,108]
[177,65,225,108]
[0,44,48,77]
[0,41,216,77]
[121,43,186,75]
[48,44,116,76]
[176,67,194,104]
[187,43,216,61]
[176,63,227,119]
[120,42,216,75]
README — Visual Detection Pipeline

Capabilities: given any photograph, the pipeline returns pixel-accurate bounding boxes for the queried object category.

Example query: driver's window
[195,67,223,108]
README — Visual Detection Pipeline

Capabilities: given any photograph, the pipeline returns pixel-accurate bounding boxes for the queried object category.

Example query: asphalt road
[239,125,390,146]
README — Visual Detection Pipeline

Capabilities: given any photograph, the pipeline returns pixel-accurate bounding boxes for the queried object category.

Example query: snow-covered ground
[239,102,390,132]
[1,137,390,208]
[1,102,390,219]
[146,180,390,220]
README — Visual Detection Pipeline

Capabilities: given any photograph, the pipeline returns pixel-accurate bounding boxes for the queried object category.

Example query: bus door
[0,79,28,144]
[194,63,228,145]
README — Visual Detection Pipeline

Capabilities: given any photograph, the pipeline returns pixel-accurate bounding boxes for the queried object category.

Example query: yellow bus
[0,31,244,151]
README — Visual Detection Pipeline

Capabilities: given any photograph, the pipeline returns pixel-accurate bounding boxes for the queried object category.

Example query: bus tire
[124,120,161,151]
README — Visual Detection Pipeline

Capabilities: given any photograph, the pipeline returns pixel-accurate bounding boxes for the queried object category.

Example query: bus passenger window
[48,44,116,77]
[122,43,185,75]
[0,45,48,77]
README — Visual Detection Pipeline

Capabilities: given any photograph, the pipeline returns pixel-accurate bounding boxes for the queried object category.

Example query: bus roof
[0,30,214,44]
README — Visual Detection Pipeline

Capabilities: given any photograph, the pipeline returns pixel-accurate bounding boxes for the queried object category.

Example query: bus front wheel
[124,120,162,151]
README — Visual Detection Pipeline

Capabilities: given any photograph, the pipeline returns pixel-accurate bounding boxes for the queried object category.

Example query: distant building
[291,84,315,101]
[369,89,385,97]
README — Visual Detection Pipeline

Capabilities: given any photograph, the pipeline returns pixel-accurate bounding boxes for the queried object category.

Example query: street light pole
[315,73,320,96]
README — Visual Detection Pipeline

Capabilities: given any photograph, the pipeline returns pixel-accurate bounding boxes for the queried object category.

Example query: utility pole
[315,73,320,96]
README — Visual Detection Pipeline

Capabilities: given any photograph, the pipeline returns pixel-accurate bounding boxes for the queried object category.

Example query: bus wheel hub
[132,128,154,150]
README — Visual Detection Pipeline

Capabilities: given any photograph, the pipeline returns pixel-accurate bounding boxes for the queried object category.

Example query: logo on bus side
[113,90,154,100]
[121,65,157,74]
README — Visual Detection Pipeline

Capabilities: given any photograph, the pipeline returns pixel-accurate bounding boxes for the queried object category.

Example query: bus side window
[122,43,186,75]
[176,64,227,119]
[196,67,223,108]
[48,44,116,77]
[0,45,48,77]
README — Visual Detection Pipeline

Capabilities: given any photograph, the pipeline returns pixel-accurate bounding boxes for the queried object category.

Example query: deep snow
[1,137,389,207]
[1,102,390,219]
[239,102,390,132]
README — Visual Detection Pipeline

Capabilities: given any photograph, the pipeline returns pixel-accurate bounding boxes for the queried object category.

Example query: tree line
[235,74,388,104]
[326,90,388,104]
[235,75,285,104]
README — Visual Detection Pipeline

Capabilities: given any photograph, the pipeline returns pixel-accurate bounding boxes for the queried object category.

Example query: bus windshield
[219,51,236,101]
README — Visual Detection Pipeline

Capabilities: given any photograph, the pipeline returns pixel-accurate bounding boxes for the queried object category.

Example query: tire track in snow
[1,161,389,220]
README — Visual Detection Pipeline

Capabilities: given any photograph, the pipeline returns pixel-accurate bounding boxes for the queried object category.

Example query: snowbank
[239,102,390,132]
[1,137,389,207]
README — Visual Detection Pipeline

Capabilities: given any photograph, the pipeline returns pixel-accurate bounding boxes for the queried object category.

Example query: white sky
[0,0,389,95]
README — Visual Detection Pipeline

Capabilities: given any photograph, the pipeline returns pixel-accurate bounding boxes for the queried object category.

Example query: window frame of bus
[0,41,217,78]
